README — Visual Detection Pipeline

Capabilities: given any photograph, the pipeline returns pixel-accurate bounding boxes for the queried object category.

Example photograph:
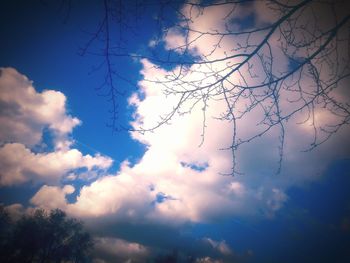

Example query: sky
[0,0,350,262]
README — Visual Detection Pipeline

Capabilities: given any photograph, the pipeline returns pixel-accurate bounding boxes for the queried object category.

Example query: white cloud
[1,3,348,263]
[0,143,112,186]
[204,238,232,256]
[94,237,148,262]
[3,203,25,221]
[24,2,348,229]
[32,146,287,224]
[195,257,223,263]
[0,68,113,186]
[3,2,349,255]
[164,28,187,52]
[27,6,349,222]
[66,172,153,219]
[0,67,80,149]
[30,185,74,210]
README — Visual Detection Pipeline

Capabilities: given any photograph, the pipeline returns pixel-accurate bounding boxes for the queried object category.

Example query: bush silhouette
[0,207,93,263]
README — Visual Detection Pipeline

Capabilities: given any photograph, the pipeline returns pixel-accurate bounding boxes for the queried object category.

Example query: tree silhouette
[0,207,93,263]
[79,0,350,175]
[0,206,12,262]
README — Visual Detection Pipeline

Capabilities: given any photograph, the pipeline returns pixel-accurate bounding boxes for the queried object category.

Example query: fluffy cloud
[195,257,223,263]
[0,143,112,186]
[0,68,112,186]
[31,144,287,224]
[2,2,350,262]
[203,238,232,256]
[28,2,349,227]
[3,203,25,221]
[0,67,79,148]
[93,237,149,263]
[30,185,75,210]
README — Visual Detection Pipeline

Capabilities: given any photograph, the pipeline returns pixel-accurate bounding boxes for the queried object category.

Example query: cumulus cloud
[3,203,25,221]
[14,9,347,251]
[0,67,80,148]
[28,1,350,227]
[0,68,112,186]
[31,143,287,225]
[203,238,232,256]
[0,143,112,186]
[30,185,75,210]
[93,237,148,263]
[3,2,350,262]
[195,257,223,263]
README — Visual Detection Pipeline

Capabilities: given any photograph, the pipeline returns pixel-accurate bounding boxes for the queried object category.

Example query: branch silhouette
[80,0,350,175]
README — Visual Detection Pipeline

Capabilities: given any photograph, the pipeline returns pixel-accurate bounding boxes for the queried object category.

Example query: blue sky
[1,1,350,262]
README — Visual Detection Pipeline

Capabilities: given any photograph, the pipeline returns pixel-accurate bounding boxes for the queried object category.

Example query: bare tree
[80,0,350,175]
